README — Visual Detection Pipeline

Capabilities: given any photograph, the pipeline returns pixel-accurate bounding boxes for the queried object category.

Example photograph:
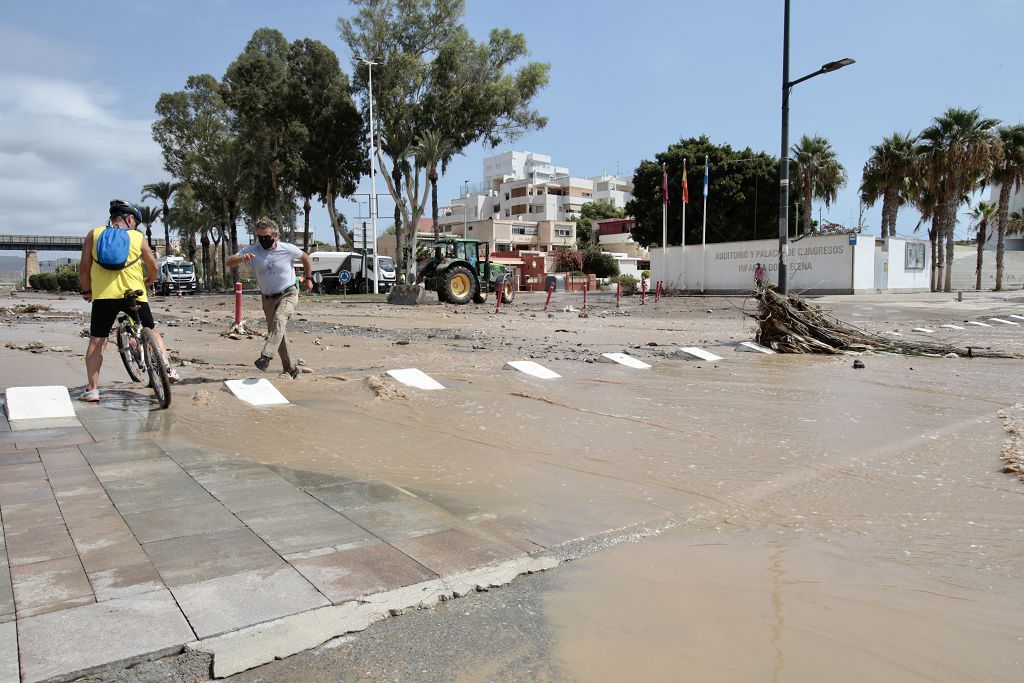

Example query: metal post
[778,0,791,294]
[364,59,379,295]
[361,221,368,290]
[234,282,242,326]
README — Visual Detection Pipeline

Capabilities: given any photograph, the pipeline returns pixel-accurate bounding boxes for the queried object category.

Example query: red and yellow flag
[681,160,689,205]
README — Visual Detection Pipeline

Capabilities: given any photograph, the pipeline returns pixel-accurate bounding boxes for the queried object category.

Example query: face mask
[258,235,275,250]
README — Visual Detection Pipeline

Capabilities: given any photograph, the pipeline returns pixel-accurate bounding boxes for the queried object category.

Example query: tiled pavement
[0,408,549,682]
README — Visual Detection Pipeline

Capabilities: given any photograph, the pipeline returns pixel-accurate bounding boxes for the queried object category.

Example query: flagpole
[661,164,668,289]
[701,155,708,293]
[681,159,687,291]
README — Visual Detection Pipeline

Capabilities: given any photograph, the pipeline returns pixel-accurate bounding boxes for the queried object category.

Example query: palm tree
[412,131,454,242]
[209,139,246,282]
[918,108,999,292]
[991,124,1024,290]
[860,132,916,237]
[791,135,848,236]
[966,201,997,290]
[137,205,162,251]
[142,181,180,257]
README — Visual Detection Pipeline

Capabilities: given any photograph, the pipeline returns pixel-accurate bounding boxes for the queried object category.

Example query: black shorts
[90,299,155,338]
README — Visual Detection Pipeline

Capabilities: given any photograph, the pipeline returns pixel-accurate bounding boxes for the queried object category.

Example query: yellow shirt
[90,227,148,301]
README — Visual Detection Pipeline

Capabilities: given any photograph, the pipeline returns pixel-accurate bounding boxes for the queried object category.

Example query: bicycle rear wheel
[116,322,145,382]
[141,328,171,409]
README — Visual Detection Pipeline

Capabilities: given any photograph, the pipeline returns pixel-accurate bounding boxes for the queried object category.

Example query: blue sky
[2,0,1022,251]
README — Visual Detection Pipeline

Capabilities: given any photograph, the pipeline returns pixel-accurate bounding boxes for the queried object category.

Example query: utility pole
[364,58,379,293]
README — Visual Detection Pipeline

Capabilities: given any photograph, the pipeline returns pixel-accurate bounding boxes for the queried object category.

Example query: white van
[309,251,397,293]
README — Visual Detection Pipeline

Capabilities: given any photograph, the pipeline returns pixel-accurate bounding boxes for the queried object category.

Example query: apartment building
[483,151,568,189]
[453,218,576,253]
[443,151,633,218]
[596,217,648,260]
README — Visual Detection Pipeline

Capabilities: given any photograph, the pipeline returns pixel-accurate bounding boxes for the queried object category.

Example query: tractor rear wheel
[443,266,476,305]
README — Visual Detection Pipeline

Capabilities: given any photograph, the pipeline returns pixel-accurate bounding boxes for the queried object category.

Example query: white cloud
[0,73,165,238]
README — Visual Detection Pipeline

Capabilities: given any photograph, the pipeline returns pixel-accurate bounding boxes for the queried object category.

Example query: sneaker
[166,367,181,383]
[287,367,300,380]
[254,355,271,371]
[80,388,100,402]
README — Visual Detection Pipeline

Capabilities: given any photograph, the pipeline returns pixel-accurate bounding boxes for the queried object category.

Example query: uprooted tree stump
[750,286,1018,358]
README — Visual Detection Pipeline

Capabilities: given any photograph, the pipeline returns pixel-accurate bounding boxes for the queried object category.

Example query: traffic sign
[338,270,352,284]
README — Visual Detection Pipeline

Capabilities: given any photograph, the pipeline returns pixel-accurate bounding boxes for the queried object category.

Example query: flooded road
[3,290,1023,680]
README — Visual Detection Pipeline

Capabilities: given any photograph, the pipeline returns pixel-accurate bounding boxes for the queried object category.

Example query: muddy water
[4,292,1023,680]
[545,528,1023,682]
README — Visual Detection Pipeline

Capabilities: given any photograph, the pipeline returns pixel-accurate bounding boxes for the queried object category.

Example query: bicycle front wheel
[141,328,171,409]
[116,322,145,382]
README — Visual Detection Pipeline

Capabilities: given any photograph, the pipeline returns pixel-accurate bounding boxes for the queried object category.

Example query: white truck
[309,251,397,293]
[155,255,197,295]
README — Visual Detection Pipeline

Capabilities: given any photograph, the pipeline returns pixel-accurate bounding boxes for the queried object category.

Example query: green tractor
[416,238,516,305]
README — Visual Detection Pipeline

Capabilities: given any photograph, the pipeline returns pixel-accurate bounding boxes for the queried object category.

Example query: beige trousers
[260,290,298,371]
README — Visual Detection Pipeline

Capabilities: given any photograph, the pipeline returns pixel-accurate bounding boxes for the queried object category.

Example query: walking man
[227,217,312,378]
[754,262,766,287]
[78,200,180,402]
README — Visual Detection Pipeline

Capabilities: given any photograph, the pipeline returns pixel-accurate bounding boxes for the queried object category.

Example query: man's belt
[262,285,296,299]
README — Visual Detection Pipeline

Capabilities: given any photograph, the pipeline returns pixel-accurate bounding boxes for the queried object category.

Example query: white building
[483,151,568,190]
[587,174,634,210]
[439,151,634,231]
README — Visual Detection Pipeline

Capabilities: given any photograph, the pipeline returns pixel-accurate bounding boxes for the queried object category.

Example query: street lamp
[463,180,469,235]
[361,58,380,292]
[778,0,853,294]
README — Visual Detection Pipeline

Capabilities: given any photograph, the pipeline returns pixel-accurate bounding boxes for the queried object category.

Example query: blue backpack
[95,227,140,270]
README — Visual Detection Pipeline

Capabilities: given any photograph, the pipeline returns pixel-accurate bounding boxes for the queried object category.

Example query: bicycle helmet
[109,199,143,226]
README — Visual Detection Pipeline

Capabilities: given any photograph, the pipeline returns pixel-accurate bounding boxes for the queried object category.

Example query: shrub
[611,274,638,295]
[58,271,81,292]
[31,272,59,290]
[553,250,584,273]
[641,269,651,280]
[582,248,619,278]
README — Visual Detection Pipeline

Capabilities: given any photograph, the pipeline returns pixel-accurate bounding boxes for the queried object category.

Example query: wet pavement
[0,289,1022,681]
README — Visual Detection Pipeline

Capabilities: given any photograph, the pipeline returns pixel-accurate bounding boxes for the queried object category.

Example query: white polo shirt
[238,241,302,295]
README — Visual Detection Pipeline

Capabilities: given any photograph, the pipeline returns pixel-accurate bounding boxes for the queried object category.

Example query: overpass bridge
[0,234,168,286]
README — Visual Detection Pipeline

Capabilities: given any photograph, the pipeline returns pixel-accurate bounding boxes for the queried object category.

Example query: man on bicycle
[77,200,180,402]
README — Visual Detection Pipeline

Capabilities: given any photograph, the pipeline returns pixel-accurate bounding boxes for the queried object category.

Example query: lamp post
[778,0,853,294]
[363,58,379,292]
[463,180,469,235]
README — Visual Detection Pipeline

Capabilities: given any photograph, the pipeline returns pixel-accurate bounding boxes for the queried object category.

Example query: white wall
[885,238,931,291]
[651,234,861,293]
[852,236,875,292]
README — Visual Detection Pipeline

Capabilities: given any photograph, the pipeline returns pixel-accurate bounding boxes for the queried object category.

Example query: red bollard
[583,282,588,312]
[616,281,621,308]
[655,281,662,303]
[234,282,243,325]
[641,279,647,305]
[543,283,554,312]
[494,285,503,315]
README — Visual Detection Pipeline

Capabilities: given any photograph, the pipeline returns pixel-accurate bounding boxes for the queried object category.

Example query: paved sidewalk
[0,405,559,682]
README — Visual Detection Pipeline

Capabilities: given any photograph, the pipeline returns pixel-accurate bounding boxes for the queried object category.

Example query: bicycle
[114,289,172,409]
